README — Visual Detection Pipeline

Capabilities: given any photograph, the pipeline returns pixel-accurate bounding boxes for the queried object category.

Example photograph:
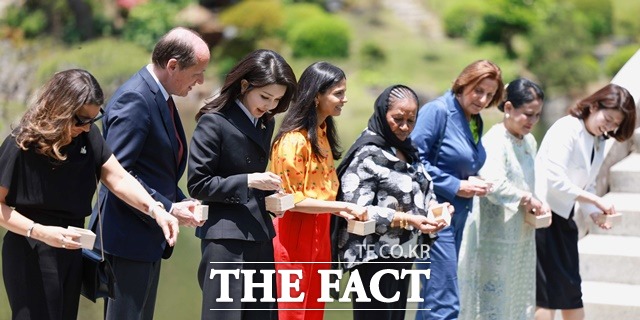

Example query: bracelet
[147,201,165,219]
[26,223,38,238]
[392,211,402,228]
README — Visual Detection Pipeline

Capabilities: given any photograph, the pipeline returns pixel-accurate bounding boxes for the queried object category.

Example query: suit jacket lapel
[140,68,182,169]
[448,95,479,148]
[223,103,270,153]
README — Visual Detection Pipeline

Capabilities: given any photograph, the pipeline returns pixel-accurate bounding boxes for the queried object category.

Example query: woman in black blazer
[187,49,297,320]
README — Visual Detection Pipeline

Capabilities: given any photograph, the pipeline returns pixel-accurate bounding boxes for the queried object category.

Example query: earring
[505,113,510,119]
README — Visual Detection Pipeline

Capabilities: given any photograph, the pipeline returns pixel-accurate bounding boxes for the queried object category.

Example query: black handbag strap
[96,199,105,262]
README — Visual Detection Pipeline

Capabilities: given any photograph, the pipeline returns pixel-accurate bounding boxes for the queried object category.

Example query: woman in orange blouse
[270,62,367,320]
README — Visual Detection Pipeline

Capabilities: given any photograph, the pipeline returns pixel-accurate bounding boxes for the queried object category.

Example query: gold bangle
[393,211,402,228]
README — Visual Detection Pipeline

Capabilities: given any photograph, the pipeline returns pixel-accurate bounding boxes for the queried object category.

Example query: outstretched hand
[152,207,180,246]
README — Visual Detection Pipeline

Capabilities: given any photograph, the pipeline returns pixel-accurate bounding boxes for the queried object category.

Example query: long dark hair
[568,83,636,142]
[196,49,297,121]
[274,61,345,160]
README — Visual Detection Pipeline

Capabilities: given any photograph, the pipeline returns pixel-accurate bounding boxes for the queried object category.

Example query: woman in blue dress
[411,60,504,319]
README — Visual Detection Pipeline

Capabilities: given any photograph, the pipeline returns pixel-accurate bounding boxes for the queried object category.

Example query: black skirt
[536,209,583,309]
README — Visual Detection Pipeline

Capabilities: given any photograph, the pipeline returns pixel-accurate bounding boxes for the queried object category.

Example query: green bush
[605,45,639,77]
[359,41,386,68]
[36,38,149,96]
[2,5,48,38]
[567,0,613,39]
[278,3,327,39]
[122,2,178,51]
[220,0,284,40]
[288,15,351,58]
[613,0,640,41]
[442,2,485,38]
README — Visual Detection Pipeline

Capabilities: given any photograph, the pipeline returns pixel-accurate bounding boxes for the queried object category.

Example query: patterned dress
[336,137,435,270]
[458,123,537,320]
[269,124,339,320]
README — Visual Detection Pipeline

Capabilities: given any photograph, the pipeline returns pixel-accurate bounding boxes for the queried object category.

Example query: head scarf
[336,84,419,178]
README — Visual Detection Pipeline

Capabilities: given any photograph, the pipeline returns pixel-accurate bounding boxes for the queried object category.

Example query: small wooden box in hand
[194,204,209,221]
[67,226,96,249]
[265,193,295,212]
[524,211,552,228]
[347,219,376,236]
[428,204,452,226]
[595,213,623,226]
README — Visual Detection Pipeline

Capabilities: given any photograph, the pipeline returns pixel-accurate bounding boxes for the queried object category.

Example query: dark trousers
[199,239,278,320]
[2,231,82,320]
[536,210,583,309]
[351,258,414,320]
[104,255,161,320]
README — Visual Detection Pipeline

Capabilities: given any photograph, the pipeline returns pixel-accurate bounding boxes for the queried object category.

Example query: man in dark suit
[94,27,210,320]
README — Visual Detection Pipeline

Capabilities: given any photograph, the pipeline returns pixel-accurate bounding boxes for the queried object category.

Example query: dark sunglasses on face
[74,108,104,126]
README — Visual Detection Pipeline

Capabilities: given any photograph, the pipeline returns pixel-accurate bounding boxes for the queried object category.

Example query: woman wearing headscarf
[334,84,447,320]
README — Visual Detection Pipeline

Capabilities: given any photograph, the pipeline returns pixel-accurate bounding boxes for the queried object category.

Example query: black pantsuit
[199,239,277,320]
[3,231,82,320]
[188,102,278,320]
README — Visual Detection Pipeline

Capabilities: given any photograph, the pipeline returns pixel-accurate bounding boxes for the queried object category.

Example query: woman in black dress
[0,69,179,320]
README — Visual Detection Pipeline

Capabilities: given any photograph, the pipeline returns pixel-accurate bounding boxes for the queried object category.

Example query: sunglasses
[74,108,104,126]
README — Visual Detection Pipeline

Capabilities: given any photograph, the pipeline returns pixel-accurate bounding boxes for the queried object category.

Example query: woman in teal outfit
[411,60,503,319]
[458,78,550,320]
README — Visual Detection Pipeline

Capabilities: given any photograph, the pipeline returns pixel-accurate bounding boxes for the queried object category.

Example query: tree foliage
[474,0,546,59]
[527,2,599,94]
[288,15,351,58]
[122,1,180,51]
[220,0,284,41]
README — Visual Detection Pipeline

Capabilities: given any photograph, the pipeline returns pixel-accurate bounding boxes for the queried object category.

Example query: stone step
[609,153,640,193]
[579,234,640,285]
[582,281,640,319]
[590,192,640,236]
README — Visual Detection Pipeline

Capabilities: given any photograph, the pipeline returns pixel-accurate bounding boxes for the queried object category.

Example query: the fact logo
[208,265,430,304]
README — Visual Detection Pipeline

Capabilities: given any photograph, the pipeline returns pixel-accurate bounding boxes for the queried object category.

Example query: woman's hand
[594,196,616,216]
[590,212,612,230]
[31,225,83,250]
[151,206,180,247]
[457,179,492,198]
[409,214,447,233]
[248,172,282,191]
[336,203,368,221]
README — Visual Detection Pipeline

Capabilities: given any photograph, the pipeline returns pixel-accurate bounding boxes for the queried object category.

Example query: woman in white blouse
[534,83,636,320]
